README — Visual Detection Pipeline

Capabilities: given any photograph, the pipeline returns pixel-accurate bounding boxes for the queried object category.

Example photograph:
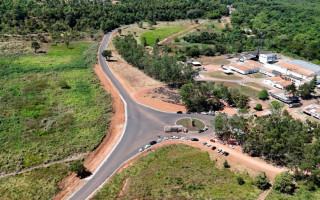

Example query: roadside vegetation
[176,118,205,131]
[140,26,186,46]
[0,43,112,174]
[93,144,262,200]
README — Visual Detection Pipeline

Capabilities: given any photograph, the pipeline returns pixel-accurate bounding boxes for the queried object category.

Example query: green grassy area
[207,71,242,80]
[176,118,205,131]
[93,144,262,200]
[0,43,112,173]
[248,73,268,79]
[266,188,320,200]
[0,163,70,199]
[215,81,259,100]
[139,26,186,46]
[245,82,269,90]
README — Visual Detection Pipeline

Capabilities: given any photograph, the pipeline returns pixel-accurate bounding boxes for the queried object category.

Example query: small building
[229,63,259,75]
[263,77,292,90]
[164,125,184,133]
[259,54,277,64]
[191,61,202,66]
[303,104,320,120]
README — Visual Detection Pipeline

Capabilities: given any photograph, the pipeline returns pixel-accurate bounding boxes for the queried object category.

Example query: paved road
[69,29,214,200]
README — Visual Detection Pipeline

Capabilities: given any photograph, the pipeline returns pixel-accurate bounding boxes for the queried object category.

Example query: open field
[0,43,112,173]
[198,55,231,65]
[245,82,269,90]
[266,188,320,200]
[176,118,205,131]
[140,26,186,46]
[248,73,268,79]
[215,81,259,100]
[207,71,242,80]
[0,163,69,199]
[93,144,262,200]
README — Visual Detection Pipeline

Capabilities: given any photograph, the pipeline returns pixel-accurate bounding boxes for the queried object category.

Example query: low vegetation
[140,26,186,46]
[176,118,205,131]
[0,43,112,173]
[93,144,262,200]
[207,71,242,80]
[0,163,69,199]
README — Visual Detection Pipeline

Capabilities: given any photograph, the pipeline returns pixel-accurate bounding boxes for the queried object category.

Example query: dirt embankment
[54,36,126,200]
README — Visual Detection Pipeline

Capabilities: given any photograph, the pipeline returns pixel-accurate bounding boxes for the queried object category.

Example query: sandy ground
[55,34,126,199]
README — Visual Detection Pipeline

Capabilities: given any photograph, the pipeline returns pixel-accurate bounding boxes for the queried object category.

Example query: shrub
[237,177,245,185]
[254,172,270,190]
[273,171,295,194]
[255,104,262,111]
[258,89,269,100]
[223,160,230,168]
[70,160,91,178]
[174,37,180,43]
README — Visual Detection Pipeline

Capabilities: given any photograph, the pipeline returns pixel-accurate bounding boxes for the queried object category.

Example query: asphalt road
[69,29,214,200]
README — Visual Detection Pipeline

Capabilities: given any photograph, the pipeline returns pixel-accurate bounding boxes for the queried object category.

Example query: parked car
[217,148,222,153]
[198,130,204,133]
[177,111,183,114]
[163,137,169,141]
[202,142,207,145]
[139,148,144,152]
[181,137,188,140]
[220,150,225,155]
[289,102,302,108]
[186,111,192,114]
[157,138,162,143]
[171,136,179,139]
[228,145,235,149]
[145,144,151,149]
[224,151,229,156]
[191,138,199,141]
[210,139,215,142]
[200,112,208,115]
[211,146,216,150]
[150,141,157,145]
[207,144,212,147]
[220,140,226,145]
[214,139,218,142]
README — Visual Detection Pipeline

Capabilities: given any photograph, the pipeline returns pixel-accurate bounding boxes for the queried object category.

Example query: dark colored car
[177,111,183,114]
[150,141,157,145]
[186,111,191,114]
[289,102,302,108]
[211,146,216,150]
[191,138,199,141]
[224,151,229,156]
[198,130,204,133]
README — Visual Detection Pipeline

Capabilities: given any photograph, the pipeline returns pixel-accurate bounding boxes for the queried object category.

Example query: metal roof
[287,60,320,72]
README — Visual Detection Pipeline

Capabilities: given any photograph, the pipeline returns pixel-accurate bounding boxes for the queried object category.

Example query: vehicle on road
[211,146,216,150]
[150,141,157,145]
[171,136,179,139]
[206,144,211,147]
[181,137,188,140]
[228,145,234,149]
[177,111,183,114]
[139,148,144,152]
[202,142,207,145]
[198,130,204,133]
[186,111,191,114]
[145,144,151,149]
[157,138,162,143]
[163,137,169,141]
[191,138,199,141]
[200,112,208,115]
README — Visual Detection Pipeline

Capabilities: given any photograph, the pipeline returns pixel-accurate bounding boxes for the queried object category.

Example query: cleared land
[93,144,262,200]
[139,26,186,46]
[176,118,205,131]
[0,43,112,174]
[207,71,242,80]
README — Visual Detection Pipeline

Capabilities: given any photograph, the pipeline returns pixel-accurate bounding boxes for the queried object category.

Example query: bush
[258,89,269,100]
[254,172,270,190]
[255,104,262,111]
[223,160,230,168]
[174,37,180,43]
[237,177,245,185]
[70,160,91,178]
[273,171,295,194]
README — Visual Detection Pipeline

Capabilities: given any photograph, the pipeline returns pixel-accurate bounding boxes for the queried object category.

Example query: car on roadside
[217,148,222,153]
[224,151,229,156]
[186,111,192,114]
[191,138,199,141]
[198,130,204,133]
[150,141,157,145]
[210,139,215,142]
[163,137,169,141]
[181,137,188,140]
[211,146,216,150]
[157,138,162,143]
[200,112,208,115]
[206,144,211,147]
[220,150,225,155]
[171,136,179,139]
[145,144,151,149]
[139,148,144,152]
[220,140,226,145]
[202,142,207,145]
[177,111,183,114]
[228,145,235,149]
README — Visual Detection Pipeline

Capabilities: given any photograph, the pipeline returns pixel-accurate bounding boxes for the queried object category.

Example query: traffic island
[176,117,205,132]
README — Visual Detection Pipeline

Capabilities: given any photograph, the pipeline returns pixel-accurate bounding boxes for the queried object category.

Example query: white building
[263,77,292,90]
[259,54,277,64]
[229,63,259,75]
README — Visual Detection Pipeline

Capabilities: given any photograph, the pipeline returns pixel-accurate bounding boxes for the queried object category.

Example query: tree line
[113,35,194,86]
[0,0,227,36]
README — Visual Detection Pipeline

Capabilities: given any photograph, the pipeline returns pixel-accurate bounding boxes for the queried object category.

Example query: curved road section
[69,29,213,200]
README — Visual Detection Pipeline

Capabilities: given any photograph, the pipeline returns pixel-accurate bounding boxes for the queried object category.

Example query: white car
[217,148,222,152]
[163,137,169,141]
[157,138,162,143]
[171,136,179,139]
[181,137,188,140]
[220,150,225,155]
[139,148,144,152]
[214,139,218,142]
[228,145,235,149]
[144,144,151,149]
[207,144,212,147]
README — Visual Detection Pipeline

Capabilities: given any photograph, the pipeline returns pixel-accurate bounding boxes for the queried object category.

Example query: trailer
[164,125,184,133]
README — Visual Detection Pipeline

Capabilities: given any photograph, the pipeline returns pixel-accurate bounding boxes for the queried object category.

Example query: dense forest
[179,0,320,64]
[0,0,227,35]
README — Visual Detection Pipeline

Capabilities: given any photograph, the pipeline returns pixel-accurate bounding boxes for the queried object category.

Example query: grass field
[266,188,320,200]
[245,82,269,90]
[0,163,70,199]
[0,43,112,173]
[249,73,268,79]
[176,118,205,131]
[140,26,186,46]
[215,81,259,100]
[207,71,242,80]
[93,144,262,200]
